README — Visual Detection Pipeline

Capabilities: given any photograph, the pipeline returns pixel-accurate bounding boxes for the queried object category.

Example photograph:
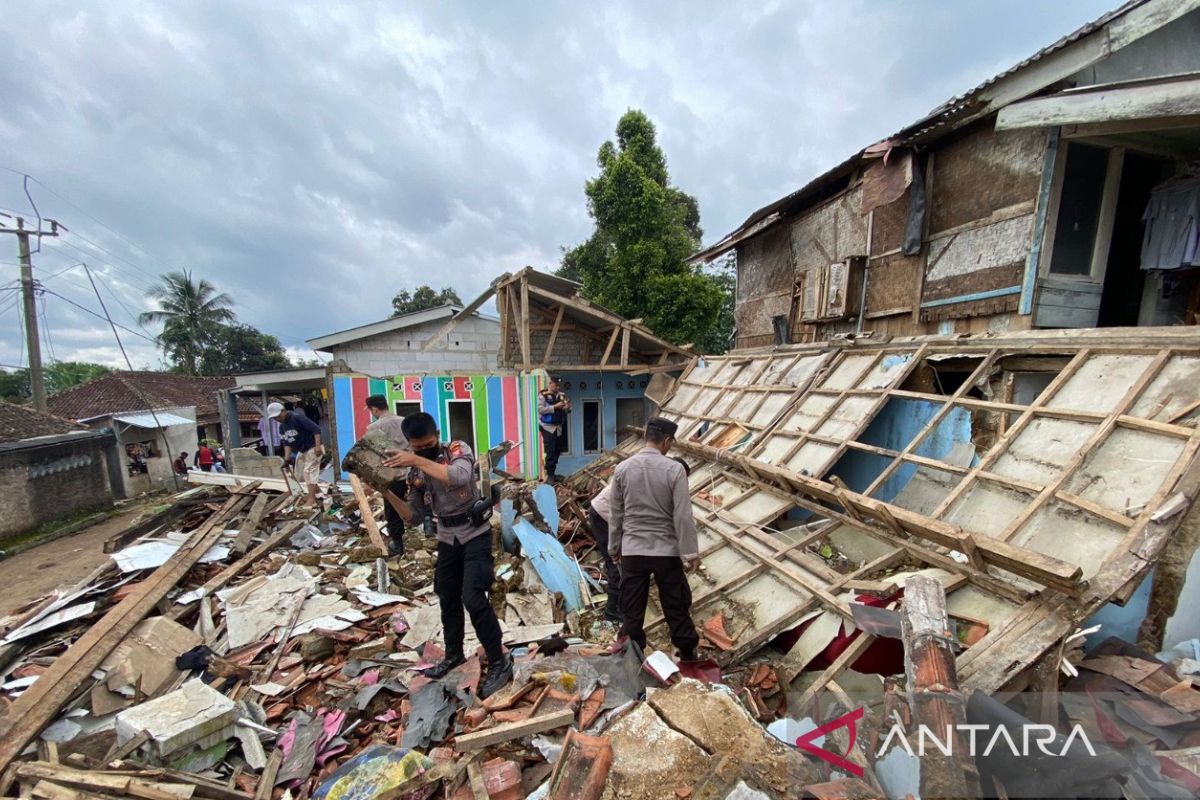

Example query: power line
[39,294,56,362]
[40,288,158,345]
[82,263,181,490]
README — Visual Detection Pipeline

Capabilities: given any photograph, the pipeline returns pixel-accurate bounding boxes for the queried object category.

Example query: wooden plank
[186,472,290,492]
[519,276,532,371]
[498,286,511,365]
[104,502,195,554]
[543,303,566,363]
[0,494,251,773]
[996,75,1200,131]
[232,493,270,555]
[524,283,688,357]
[454,708,575,751]
[348,474,390,554]
[419,281,500,352]
[620,326,630,368]
[254,751,280,800]
[794,633,877,709]
[599,326,621,366]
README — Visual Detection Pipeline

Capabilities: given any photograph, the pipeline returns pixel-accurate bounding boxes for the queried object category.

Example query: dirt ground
[0,501,157,617]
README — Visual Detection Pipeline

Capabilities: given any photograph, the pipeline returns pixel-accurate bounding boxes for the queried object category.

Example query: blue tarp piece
[500,499,519,554]
[512,516,585,611]
[531,483,560,533]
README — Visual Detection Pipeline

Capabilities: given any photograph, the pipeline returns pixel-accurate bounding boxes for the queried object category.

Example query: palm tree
[139,271,236,375]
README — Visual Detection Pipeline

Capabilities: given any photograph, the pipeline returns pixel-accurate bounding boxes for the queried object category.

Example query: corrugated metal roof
[112,412,194,429]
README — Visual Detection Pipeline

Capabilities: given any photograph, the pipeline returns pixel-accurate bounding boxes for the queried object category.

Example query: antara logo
[796,708,1097,775]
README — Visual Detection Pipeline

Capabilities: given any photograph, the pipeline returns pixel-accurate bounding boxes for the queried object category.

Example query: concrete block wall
[0,435,114,543]
[330,317,501,377]
[227,448,284,479]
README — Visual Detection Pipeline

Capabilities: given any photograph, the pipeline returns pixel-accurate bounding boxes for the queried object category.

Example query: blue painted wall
[551,371,653,475]
[830,397,975,502]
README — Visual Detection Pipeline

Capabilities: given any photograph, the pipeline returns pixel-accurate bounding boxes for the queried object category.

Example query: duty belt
[437,511,472,528]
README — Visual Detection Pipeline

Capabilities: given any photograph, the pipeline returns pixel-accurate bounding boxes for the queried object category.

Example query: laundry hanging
[1141,174,1200,271]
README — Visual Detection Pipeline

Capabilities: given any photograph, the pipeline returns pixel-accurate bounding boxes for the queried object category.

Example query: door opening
[1098,152,1172,327]
[582,399,602,453]
[446,401,475,452]
[615,398,645,443]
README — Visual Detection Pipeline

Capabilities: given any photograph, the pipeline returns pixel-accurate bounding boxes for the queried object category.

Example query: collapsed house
[695,0,1200,347]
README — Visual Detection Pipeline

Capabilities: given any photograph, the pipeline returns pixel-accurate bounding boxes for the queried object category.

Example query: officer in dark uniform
[382,412,512,699]
[537,376,570,483]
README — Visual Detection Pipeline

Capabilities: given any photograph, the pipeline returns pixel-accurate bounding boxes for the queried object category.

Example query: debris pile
[5,333,1200,797]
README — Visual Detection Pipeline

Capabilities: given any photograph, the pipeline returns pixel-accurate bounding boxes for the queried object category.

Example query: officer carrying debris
[381,412,512,699]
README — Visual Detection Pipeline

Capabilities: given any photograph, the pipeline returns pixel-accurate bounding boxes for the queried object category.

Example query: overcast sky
[0,0,1114,371]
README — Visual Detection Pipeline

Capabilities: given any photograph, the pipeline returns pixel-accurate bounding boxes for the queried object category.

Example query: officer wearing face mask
[381,412,512,699]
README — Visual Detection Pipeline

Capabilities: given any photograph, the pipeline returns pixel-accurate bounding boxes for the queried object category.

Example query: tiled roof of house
[46,371,249,422]
[0,401,93,443]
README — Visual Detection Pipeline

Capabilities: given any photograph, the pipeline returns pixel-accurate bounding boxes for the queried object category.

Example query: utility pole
[1,214,60,412]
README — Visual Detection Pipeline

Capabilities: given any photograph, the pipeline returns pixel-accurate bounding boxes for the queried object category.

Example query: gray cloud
[0,0,1113,369]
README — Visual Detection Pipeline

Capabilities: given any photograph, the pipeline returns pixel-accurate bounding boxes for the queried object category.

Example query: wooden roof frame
[422,268,695,371]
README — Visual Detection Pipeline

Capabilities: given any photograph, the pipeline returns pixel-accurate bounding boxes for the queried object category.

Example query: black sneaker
[478,654,513,699]
[677,647,699,662]
[421,653,466,679]
[603,609,622,624]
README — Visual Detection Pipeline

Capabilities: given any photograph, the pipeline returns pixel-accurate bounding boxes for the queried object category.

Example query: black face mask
[414,444,441,461]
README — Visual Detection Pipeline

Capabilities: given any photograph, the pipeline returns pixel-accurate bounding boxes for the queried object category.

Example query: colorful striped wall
[332,372,545,477]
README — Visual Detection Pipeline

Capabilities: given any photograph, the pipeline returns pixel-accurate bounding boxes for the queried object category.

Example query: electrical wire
[39,293,56,363]
[40,288,157,345]
[82,263,180,490]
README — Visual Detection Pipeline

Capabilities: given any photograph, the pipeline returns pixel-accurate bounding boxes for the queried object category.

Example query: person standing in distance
[381,412,512,698]
[363,395,410,557]
[608,417,701,661]
[269,402,324,508]
[537,377,570,484]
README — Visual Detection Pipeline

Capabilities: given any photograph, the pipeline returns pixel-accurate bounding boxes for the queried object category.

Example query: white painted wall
[326,316,501,376]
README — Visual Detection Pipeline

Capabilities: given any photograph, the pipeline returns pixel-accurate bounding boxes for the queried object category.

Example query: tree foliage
[559,110,732,353]
[139,270,235,375]
[197,324,291,376]
[0,361,113,403]
[391,285,462,316]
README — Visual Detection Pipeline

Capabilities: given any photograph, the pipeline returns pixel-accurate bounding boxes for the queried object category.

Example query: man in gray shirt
[365,395,409,556]
[609,416,701,661]
[382,412,511,698]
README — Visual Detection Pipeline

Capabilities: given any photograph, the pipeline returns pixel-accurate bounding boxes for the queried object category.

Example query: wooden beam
[519,277,532,371]
[543,303,566,363]
[498,285,511,365]
[419,281,500,352]
[0,493,251,772]
[454,708,575,751]
[524,283,689,357]
[620,325,630,368]
[349,474,390,554]
[599,326,621,366]
[232,492,270,554]
[995,76,1200,131]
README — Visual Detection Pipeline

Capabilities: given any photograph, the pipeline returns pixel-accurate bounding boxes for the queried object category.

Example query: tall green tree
[559,110,731,352]
[0,362,113,403]
[197,324,290,375]
[139,271,235,375]
[391,285,462,316]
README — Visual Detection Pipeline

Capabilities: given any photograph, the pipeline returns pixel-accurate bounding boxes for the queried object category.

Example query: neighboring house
[308,305,502,376]
[317,270,694,477]
[0,402,114,543]
[47,371,257,497]
[694,0,1200,348]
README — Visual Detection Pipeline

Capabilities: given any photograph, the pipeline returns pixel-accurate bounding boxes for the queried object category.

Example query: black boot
[421,653,465,679]
[479,653,513,699]
[677,647,698,663]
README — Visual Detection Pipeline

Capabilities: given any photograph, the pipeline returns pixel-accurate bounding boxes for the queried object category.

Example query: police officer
[381,412,512,698]
[538,376,570,483]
